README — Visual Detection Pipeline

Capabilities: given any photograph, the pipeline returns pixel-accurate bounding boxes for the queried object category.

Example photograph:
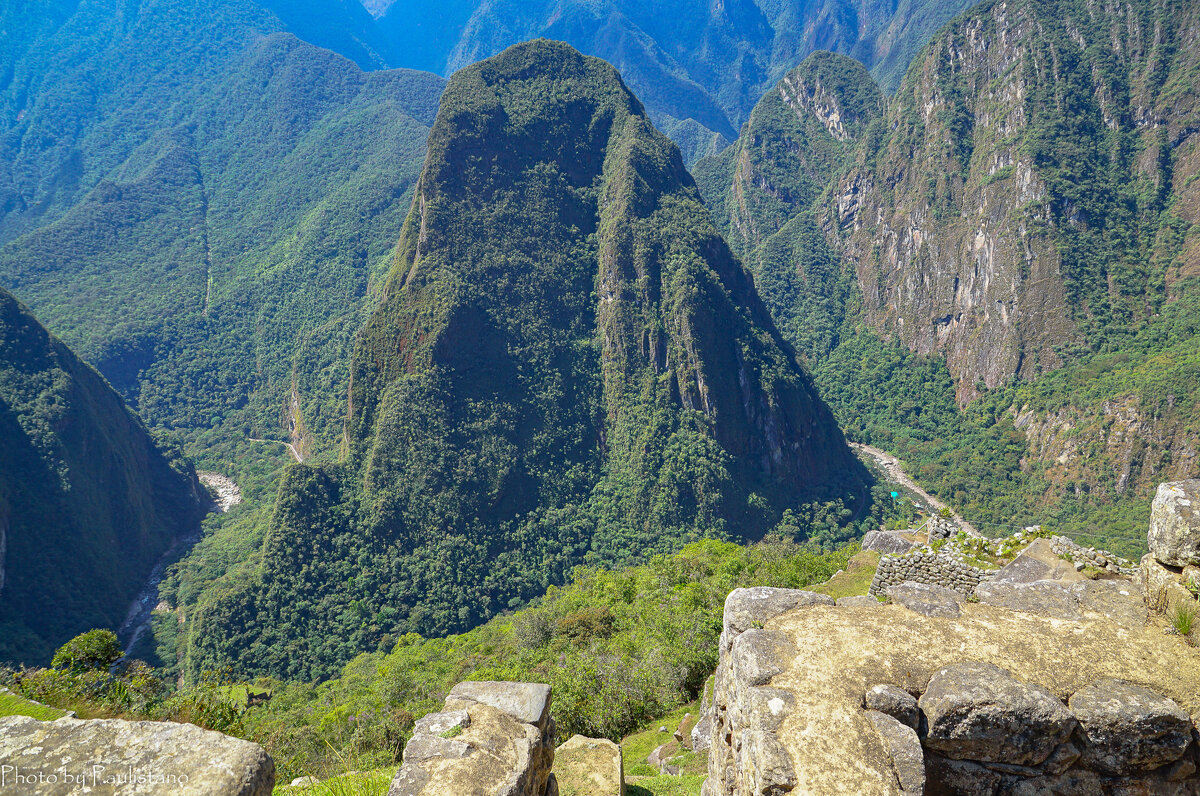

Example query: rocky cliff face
[833,0,1200,401]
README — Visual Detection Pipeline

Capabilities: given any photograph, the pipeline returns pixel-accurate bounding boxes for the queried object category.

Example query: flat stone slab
[1068,679,1194,775]
[862,530,916,555]
[447,681,551,727]
[975,580,1083,621]
[722,588,834,647]
[0,715,274,795]
[886,582,963,617]
[919,662,1077,766]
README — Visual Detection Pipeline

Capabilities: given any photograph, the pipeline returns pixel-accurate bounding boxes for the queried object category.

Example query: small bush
[51,630,123,673]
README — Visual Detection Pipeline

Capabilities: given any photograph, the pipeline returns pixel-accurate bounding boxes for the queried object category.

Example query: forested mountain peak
[188,40,871,681]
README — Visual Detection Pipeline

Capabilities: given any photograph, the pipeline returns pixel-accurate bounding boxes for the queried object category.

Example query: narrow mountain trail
[249,436,303,463]
[850,442,981,537]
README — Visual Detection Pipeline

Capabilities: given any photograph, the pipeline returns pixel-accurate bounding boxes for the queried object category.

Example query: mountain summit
[190,40,868,680]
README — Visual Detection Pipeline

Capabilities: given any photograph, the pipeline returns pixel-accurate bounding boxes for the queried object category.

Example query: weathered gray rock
[1004,769,1104,796]
[886,581,963,618]
[864,684,919,729]
[721,588,833,651]
[925,755,1001,794]
[1148,480,1200,567]
[1068,679,1194,775]
[0,715,274,795]
[919,662,1077,765]
[391,681,555,796]
[990,549,1054,584]
[1069,579,1145,629]
[863,530,916,555]
[447,681,551,726]
[690,714,712,754]
[412,709,470,738]
[1140,552,1198,612]
[974,580,1082,621]
[553,735,623,796]
[866,711,925,795]
[730,629,797,687]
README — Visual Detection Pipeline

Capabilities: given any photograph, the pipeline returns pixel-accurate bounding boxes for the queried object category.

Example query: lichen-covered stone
[0,715,274,795]
[1139,553,1198,611]
[863,530,916,555]
[1067,679,1194,775]
[919,662,1077,766]
[553,735,623,796]
[864,684,919,730]
[721,588,833,651]
[731,629,797,687]
[1148,480,1200,567]
[866,711,924,795]
[974,580,1082,621]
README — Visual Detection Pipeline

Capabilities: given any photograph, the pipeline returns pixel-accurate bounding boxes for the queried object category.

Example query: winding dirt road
[851,442,981,537]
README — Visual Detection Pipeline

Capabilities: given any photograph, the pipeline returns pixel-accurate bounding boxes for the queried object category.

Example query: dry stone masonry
[389,681,556,796]
[1049,534,1138,577]
[697,489,1200,795]
[869,549,989,598]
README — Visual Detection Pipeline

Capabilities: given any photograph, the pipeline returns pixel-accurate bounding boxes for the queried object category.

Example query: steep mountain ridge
[696,0,1200,545]
[833,0,1200,399]
[186,41,870,681]
[0,287,204,664]
[376,0,978,163]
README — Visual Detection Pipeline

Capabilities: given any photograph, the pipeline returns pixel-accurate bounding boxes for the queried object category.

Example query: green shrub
[50,630,124,674]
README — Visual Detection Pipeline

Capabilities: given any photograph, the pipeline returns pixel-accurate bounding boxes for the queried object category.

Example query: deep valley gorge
[2,0,1200,793]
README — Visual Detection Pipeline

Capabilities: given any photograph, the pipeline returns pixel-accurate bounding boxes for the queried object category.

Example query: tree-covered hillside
[184,40,876,682]
[0,288,204,665]
[0,8,445,462]
[375,0,979,162]
[696,0,1200,553]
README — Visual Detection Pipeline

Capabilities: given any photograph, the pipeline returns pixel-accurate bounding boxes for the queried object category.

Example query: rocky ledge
[699,581,1200,795]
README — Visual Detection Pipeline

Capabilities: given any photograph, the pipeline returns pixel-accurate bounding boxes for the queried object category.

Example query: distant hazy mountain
[373,0,978,162]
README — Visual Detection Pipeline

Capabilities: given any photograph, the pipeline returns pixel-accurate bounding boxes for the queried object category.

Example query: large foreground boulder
[0,715,274,795]
[1068,679,1194,775]
[1148,480,1200,567]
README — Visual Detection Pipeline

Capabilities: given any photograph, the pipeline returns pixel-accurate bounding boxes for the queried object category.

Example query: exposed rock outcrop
[389,681,555,796]
[1149,480,1200,568]
[0,715,274,795]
